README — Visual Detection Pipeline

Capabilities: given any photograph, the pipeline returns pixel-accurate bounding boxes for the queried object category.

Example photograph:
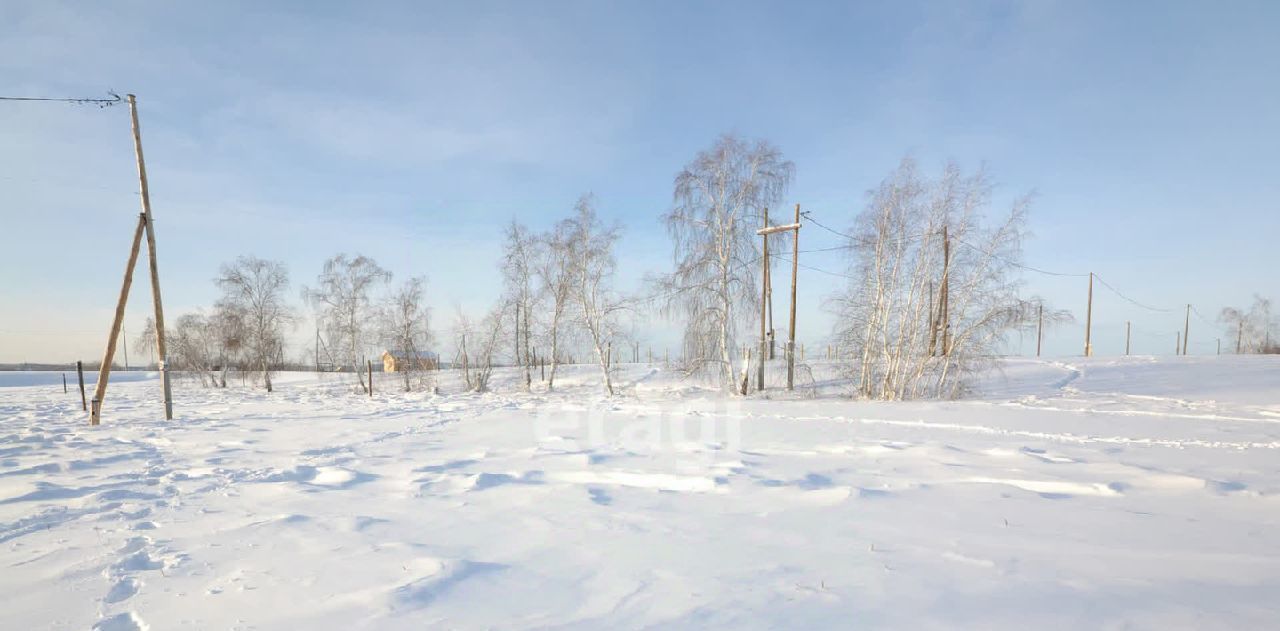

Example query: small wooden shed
[381,350,438,373]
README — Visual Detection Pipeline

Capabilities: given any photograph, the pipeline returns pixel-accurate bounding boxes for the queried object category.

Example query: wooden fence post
[77,361,87,411]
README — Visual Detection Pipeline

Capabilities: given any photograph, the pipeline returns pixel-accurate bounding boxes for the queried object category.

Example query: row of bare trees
[653,135,1052,399]
[140,254,436,393]
[139,256,295,390]
[455,195,625,394]
[145,133,1264,402]
[1220,296,1278,354]
[302,254,437,393]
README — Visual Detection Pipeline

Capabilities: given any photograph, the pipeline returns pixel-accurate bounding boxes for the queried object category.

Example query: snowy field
[2,357,1279,630]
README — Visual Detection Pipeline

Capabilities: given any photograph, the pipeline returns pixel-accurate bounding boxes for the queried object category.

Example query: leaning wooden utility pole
[89,94,174,424]
[1084,272,1094,357]
[131,94,173,420]
[1182,304,1191,356]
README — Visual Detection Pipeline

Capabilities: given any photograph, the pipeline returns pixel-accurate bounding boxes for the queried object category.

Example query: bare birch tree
[380,276,434,392]
[304,254,391,392]
[660,134,793,391]
[132,317,157,369]
[500,222,537,390]
[167,312,220,386]
[534,223,576,390]
[1015,296,1075,354]
[568,194,625,395]
[455,303,504,389]
[831,158,1031,400]
[209,302,245,387]
[216,256,295,392]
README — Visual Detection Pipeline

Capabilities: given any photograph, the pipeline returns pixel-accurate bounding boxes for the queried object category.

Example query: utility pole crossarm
[757,223,801,236]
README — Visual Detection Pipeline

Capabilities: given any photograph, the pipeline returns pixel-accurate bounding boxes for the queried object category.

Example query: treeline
[142,255,433,394]
[455,195,624,394]
[1219,296,1278,354]
[144,133,1275,401]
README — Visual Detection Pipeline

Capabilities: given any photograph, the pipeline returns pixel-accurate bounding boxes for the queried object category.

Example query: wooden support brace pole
[90,213,147,425]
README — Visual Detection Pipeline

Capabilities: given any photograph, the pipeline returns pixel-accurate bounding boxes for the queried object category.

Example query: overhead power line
[1091,274,1174,313]
[0,91,123,107]
[800,211,855,241]
[1191,305,1217,326]
[951,236,1090,278]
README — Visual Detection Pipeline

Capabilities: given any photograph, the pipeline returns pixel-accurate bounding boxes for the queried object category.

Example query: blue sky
[2,0,1277,363]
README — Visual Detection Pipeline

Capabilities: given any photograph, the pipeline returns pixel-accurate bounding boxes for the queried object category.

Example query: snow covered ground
[2,357,1278,629]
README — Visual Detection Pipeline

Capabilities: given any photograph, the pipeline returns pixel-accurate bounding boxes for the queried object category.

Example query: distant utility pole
[758,207,770,391]
[787,204,801,389]
[928,279,936,355]
[1217,338,1221,355]
[90,94,173,424]
[1237,321,1244,354]
[941,225,952,356]
[1125,321,1131,356]
[1183,304,1191,356]
[1084,272,1094,357]
[757,204,802,390]
[1176,331,1181,356]
[766,206,775,361]
[1036,303,1043,357]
